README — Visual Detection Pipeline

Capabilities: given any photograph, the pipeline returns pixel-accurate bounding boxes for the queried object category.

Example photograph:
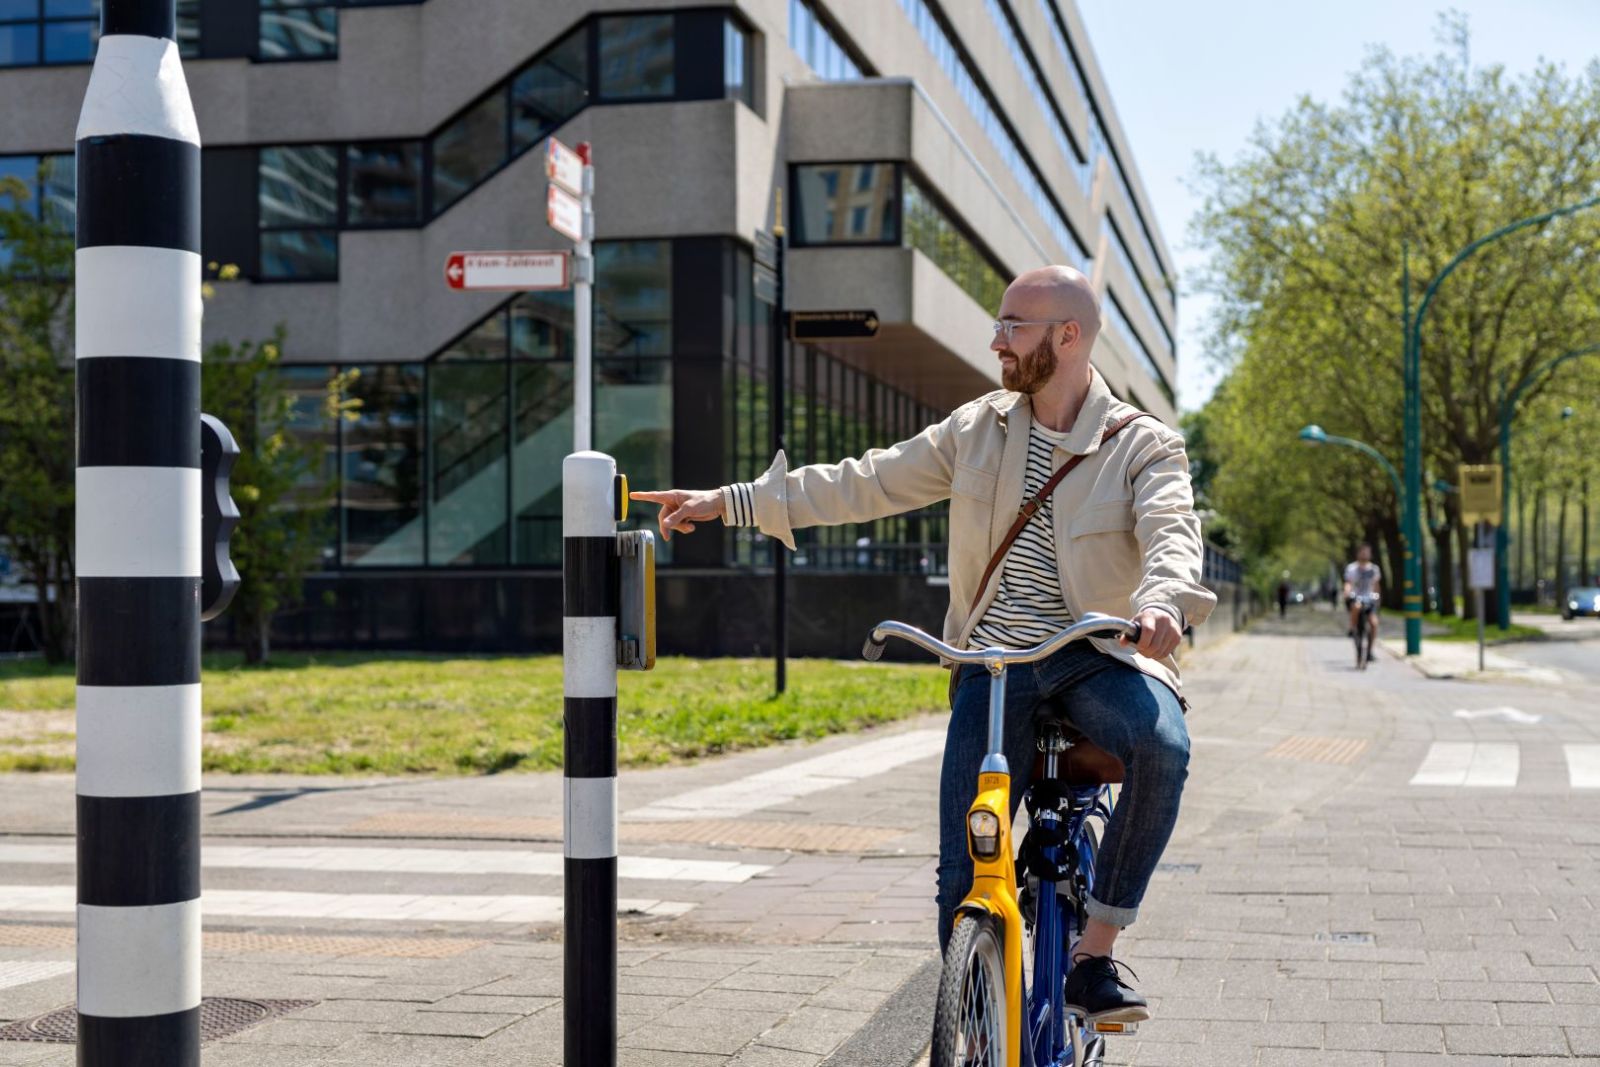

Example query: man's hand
[1121,607,1183,659]
[629,488,725,541]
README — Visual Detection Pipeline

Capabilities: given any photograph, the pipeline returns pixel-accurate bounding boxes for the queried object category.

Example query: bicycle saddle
[1033,697,1125,786]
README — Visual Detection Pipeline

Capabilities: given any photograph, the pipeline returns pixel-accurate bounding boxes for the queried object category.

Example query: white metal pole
[574,144,595,452]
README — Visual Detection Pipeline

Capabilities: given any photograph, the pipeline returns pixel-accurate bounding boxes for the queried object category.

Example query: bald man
[634,266,1214,1023]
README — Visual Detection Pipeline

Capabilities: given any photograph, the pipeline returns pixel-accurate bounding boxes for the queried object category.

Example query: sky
[1074,0,1600,413]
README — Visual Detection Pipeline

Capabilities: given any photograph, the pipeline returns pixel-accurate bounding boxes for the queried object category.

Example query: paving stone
[1443,1023,1572,1056]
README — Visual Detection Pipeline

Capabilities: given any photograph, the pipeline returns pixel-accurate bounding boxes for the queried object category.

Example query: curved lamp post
[1299,425,1420,607]
[1496,349,1600,627]
[1403,193,1600,654]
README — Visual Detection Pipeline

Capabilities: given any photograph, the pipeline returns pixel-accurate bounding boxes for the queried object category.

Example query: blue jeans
[936,642,1190,951]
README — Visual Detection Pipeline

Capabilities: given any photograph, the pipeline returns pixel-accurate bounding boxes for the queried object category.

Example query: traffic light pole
[574,142,594,452]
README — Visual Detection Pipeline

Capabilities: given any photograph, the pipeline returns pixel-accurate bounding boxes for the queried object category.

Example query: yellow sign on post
[1459,464,1502,526]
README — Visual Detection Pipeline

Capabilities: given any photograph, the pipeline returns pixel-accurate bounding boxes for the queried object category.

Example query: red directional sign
[444,250,571,291]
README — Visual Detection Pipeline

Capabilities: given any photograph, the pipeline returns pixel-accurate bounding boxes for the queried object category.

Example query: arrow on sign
[1452,707,1542,724]
[445,259,465,284]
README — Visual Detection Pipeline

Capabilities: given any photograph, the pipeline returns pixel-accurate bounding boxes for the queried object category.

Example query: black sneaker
[1064,954,1149,1023]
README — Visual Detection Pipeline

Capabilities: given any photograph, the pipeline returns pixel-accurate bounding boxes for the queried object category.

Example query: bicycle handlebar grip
[1125,622,1142,646]
[861,633,887,661]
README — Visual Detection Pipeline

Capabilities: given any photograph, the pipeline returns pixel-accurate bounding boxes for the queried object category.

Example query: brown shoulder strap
[967,412,1154,619]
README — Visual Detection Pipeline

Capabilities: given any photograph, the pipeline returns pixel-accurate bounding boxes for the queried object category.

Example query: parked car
[1563,587,1600,620]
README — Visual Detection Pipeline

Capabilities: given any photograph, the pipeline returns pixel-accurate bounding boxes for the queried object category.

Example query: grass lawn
[1420,612,1544,644]
[0,653,949,776]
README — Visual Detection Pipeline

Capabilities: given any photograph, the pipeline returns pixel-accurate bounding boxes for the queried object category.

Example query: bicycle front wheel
[932,912,1008,1067]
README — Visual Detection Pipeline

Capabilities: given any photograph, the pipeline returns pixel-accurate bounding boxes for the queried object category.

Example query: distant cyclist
[1343,543,1381,640]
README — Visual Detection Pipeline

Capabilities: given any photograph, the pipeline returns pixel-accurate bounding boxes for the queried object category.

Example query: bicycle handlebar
[862,614,1141,667]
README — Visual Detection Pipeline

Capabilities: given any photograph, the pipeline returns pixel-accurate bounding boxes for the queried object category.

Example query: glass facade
[788,0,862,81]
[243,13,750,280]
[792,161,1006,315]
[597,13,674,99]
[895,0,1090,271]
[981,0,1089,194]
[259,144,340,279]
[728,245,948,573]
[903,174,1006,314]
[792,163,899,245]
[0,153,72,267]
[259,0,338,60]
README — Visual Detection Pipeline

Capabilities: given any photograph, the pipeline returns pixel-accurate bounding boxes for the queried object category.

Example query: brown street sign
[787,309,880,341]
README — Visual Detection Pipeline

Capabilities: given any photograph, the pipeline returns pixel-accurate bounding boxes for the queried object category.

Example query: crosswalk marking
[1565,745,1600,788]
[625,729,947,821]
[1409,742,1519,787]
[0,843,767,884]
[0,960,73,991]
[0,886,693,924]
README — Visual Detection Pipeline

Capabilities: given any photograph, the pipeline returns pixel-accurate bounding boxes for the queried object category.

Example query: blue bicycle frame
[1025,782,1114,1067]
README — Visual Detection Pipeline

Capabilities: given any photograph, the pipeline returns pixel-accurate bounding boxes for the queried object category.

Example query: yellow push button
[614,473,629,522]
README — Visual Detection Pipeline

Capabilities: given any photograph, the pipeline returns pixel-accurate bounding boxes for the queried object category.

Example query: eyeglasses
[992,320,1070,344]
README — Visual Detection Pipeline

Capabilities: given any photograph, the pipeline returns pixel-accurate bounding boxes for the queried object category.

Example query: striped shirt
[968,424,1074,651]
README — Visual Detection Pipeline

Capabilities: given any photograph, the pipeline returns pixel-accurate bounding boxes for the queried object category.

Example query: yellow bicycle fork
[956,769,1025,1067]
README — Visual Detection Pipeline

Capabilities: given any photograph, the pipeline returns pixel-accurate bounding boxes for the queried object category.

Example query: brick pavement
[2,606,1598,1064]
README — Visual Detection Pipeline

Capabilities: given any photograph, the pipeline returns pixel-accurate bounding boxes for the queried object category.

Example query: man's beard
[1000,334,1057,394]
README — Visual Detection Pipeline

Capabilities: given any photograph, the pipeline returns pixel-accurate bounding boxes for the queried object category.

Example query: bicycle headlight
[968,810,1001,859]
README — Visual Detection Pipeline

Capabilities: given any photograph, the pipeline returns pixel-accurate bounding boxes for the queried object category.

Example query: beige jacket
[723,368,1217,698]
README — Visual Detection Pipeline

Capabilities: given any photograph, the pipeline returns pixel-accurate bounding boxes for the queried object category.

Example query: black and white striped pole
[563,451,620,1066]
[561,451,654,1064]
[74,1,204,1064]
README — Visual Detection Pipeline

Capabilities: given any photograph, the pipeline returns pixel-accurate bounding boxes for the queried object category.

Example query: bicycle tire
[931,912,1008,1067]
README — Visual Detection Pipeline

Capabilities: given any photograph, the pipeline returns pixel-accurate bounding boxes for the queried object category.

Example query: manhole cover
[0,998,316,1044]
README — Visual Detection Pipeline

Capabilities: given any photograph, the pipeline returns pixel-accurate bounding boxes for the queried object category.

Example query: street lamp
[1299,425,1417,607]
[1403,192,1600,655]
[1298,424,1404,500]
[1495,344,1600,628]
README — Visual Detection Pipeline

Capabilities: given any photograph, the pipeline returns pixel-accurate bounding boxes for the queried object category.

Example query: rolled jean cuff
[1084,893,1138,928]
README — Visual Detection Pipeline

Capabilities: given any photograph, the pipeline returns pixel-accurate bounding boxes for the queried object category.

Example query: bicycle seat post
[980,650,1010,776]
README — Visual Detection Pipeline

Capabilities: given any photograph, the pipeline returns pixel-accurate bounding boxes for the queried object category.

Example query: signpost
[546,138,596,451]
[444,251,570,291]
[755,209,788,696]
[787,309,881,341]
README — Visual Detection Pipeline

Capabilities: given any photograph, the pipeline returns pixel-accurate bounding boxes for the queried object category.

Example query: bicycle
[1351,592,1379,671]
[862,613,1143,1067]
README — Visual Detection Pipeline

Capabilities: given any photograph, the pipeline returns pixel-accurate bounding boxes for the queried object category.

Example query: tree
[200,313,356,664]
[0,169,74,661]
[1190,16,1600,614]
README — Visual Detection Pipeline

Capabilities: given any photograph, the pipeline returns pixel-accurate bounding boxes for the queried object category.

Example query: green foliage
[0,653,950,775]
[0,173,75,661]
[1189,15,1600,593]
[200,328,356,663]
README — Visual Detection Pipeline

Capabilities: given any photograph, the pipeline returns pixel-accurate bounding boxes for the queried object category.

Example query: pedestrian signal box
[617,529,656,671]
[1458,464,1502,526]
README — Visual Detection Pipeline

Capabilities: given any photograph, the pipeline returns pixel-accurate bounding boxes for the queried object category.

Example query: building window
[982,0,1088,193]
[597,14,674,100]
[594,240,672,356]
[895,0,1089,270]
[1107,216,1173,350]
[428,357,510,566]
[788,0,862,81]
[346,141,422,226]
[259,144,340,279]
[903,175,1007,314]
[431,90,509,214]
[724,16,754,109]
[792,163,898,245]
[511,27,588,153]
[341,364,424,566]
[259,0,338,60]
